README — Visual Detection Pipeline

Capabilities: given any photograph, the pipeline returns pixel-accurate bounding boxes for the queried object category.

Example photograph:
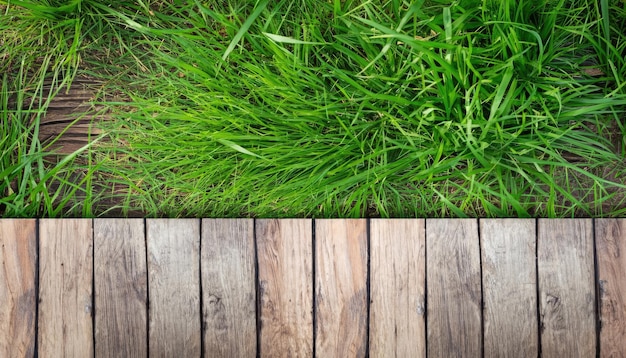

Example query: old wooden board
[315,219,368,357]
[538,219,596,357]
[480,219,538,357]
[38,219,93,357]
[94,219,147,357]
[369,219,426,357]
[0,219,37,357]
[596,219,626,357]
[201,219,256,357]
[426,219,482,357]
[147,219,201,357]
[257,219,313,357]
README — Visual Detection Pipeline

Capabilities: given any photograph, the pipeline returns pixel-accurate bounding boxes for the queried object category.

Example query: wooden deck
[1,219,625,357]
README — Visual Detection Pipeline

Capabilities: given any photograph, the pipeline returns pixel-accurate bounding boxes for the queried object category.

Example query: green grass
[2,0,626,217]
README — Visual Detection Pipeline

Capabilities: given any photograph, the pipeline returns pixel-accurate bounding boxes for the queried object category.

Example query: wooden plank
[201,219,256,358]
[538,219,596,357]
[257,219,313,357]
[426,219,481,357]
[38,219,93,357]
[481,219,538,357]
[596,219,626,357]
[0,219,37,357]
[94,219,147,357]
[147,219,201,358]
[369,219,426,357]
[315,219,368,357]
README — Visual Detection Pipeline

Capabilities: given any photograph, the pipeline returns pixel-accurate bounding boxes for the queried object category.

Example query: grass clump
[2,0,626,217]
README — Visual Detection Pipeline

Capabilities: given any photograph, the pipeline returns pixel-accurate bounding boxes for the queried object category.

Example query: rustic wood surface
[38,219,93,357]
[94,219,147,358]
[0,220,37,358]
[147,219,201,358]
[315,219,368,357]
[369,219,426,358]
[596,219,626,357]
[538,219,596,357]
[426,219,482,357]
[257,219,313,357]
[481,219,538,357]
[201,219,256,358]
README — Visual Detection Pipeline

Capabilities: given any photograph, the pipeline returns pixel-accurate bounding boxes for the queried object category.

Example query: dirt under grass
[2,0,626,218]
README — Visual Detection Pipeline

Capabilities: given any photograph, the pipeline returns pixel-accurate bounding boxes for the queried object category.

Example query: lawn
[1,0,626,218]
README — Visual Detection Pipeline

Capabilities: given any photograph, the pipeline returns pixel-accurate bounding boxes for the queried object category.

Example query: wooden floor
[1,219,625,357]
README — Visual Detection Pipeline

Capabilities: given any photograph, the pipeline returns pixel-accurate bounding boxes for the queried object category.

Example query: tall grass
[2,0,626,217]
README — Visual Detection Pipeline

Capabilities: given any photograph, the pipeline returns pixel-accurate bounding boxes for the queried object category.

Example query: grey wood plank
[315,219,368,357]
[94,219,147,358]
[201,219,256,358]
[481,219,538,357]
[426,219,482,357]
[147,219,201,358]
[538,219,596,357]
[0,219,37,357]
[596,219,626,357]
[38,219,93,358]
[369,219,426,358]
[257,219,313,357]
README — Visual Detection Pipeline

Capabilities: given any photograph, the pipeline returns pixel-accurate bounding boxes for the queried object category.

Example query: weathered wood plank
[481,219,538,357]
[147,219,201,358]
[257,219,313,357]
[201,219,256,358]
[94,219,147,358]
[596,219,626,357]
[315,219,368,357]
[538,219,596,357]
[369,219,426,358]
[426,219,481,357]
[38,219,93,357]
[0,219,37,357]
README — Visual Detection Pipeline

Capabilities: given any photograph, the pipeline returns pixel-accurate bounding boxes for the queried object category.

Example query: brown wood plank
[596,219,626,357]
[369,219,426,357]
[0,219,37,357]
[538,219,596,357]
[94,219,147,357]
[257,219,313,357]
[38,219,93,357]
[201,219,256,358]
[315,219,368,357]
[426,219,481,357]
[147,219,201,358]
[481,219,538,357]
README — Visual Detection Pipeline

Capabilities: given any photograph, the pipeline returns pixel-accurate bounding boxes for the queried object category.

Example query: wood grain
[38,219,93,358]
[426,219,482,357]
[369,219,425,358]
[315,219,368,357]
[147,219,201,358]
[481,219,538,357]
[0,219,37,357]
[257,219,313,357]
[538,219,596,357]
[201,219,256,358]
[94,219,147,358]
[596,219,626,357]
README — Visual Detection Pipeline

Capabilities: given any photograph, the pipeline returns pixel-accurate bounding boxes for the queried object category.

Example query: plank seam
[365,218,371,358]
[199,219,205,358]
[91,219,96,357]
[477,219,485,358]
[144,218,150,358]
[312,219,317,358]
[424,219,428,358]
[535,219,542,357]
[592,218,601,358]
[34,219,40,358]
[254,219,261,358]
